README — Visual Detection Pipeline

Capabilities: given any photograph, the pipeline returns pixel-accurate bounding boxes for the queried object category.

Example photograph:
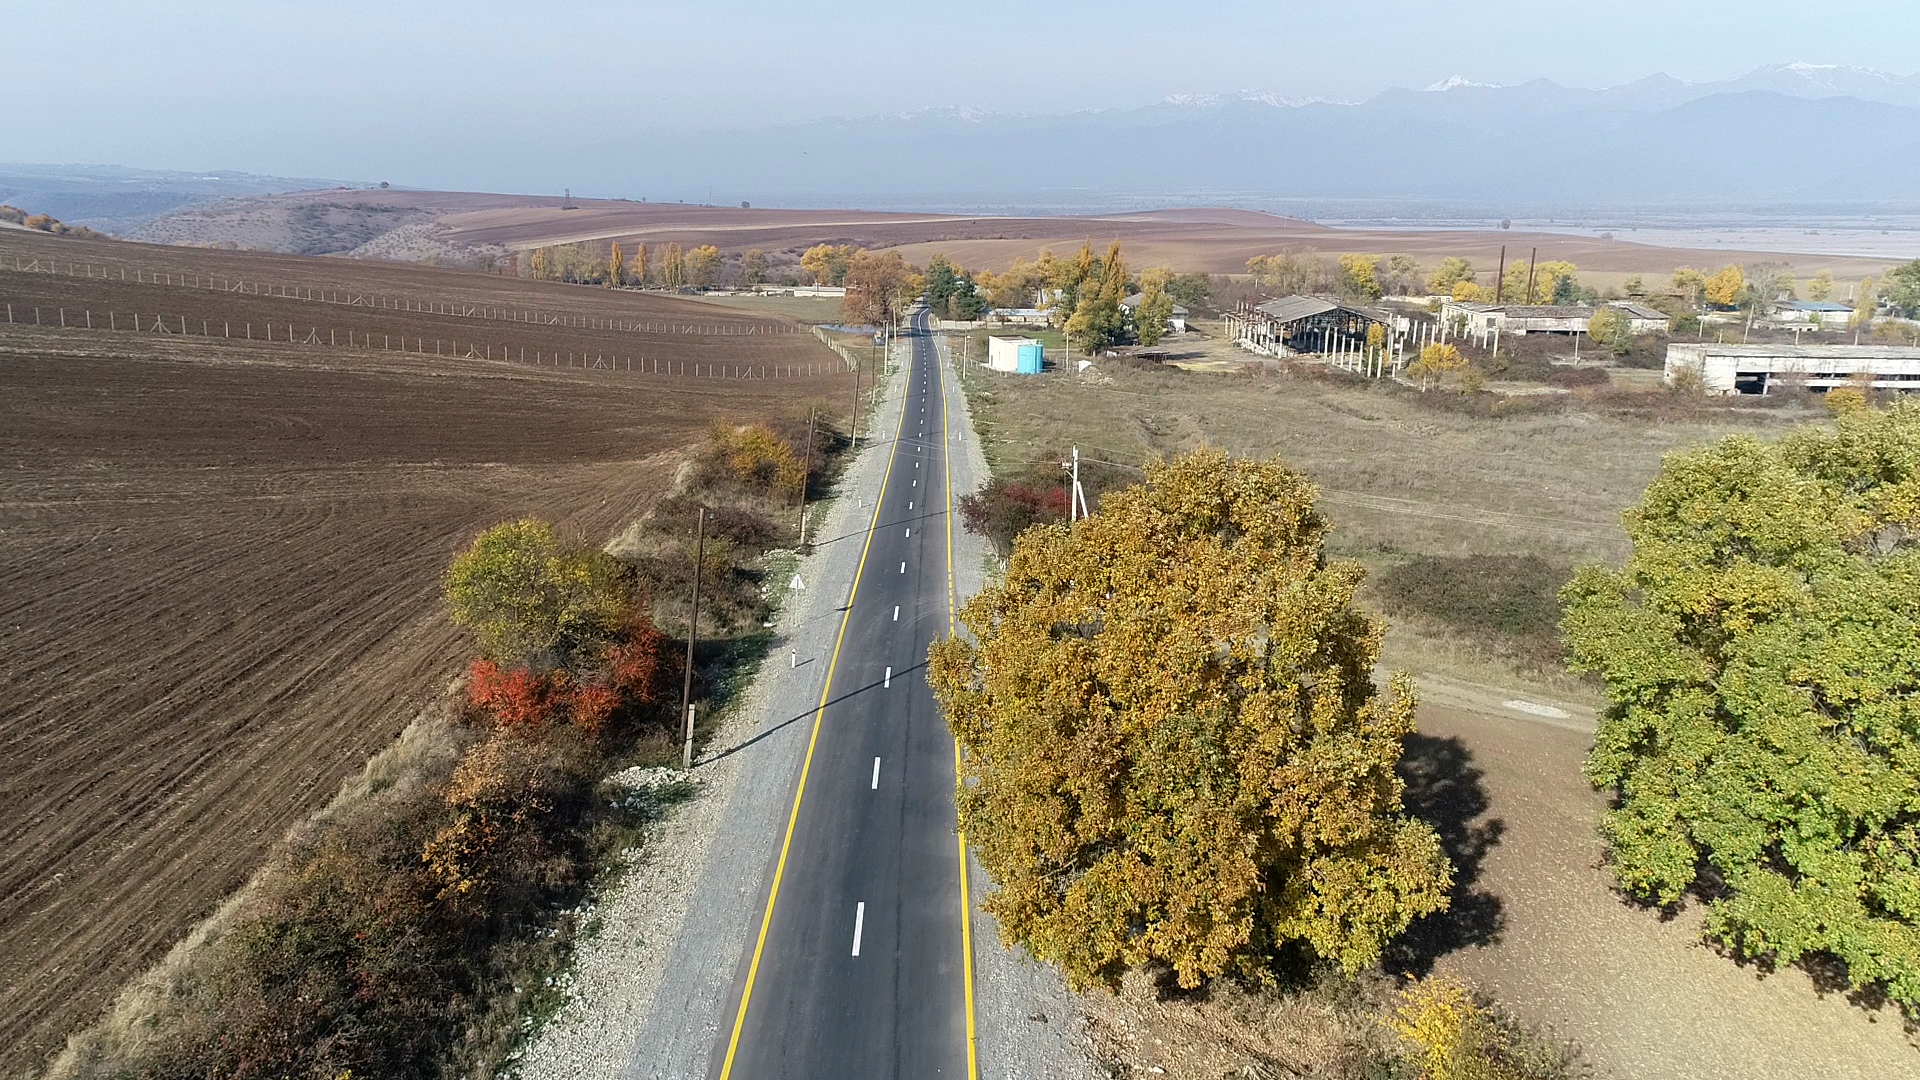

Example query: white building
[1438,299,1671,337]
[1769,300,1855,328]
[1664,343,1920,395]
[986,335,1045,374]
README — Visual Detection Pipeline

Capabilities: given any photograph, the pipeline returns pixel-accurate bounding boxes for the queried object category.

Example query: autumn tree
[1703,265,1745,309]
[1134,266,1176,346]
[1671,267,1708,310]
[608,242,624,286]
[800,243,857,286]
[978,255,1048,309]
[661,242,686,288]
[1337,254,1384,301]
[687,244,722,286]
[444,518,628,668]
[1064,241,1130,350]
[841,249,916,328]
[1247,251,1323,295]
[1450,280,1492,303]
[1426,257,1477,295]
[1384,254,1421,297]
[929,449,1451,990]
[633,242,650,286]
[529,247,552,281]
[1408,342,1468,391]
[1852,275,1879,329]
[1561,401,1920,1010]
[1809,269,1836,301]
[740,248,769,285]
[1501,260,1579,304]
[1586,306,1632,354]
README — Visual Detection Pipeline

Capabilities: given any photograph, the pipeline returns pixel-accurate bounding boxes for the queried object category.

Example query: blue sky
[7,0,1916,192]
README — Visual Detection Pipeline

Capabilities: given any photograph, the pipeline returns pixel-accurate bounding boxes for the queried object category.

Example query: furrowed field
[0,231,849,1076]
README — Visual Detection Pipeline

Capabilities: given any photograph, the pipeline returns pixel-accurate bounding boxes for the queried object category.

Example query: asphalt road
[710,311,973,1079]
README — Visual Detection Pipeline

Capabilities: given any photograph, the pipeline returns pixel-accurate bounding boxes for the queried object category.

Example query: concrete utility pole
[681,507,706,771]
[797,408,818,545]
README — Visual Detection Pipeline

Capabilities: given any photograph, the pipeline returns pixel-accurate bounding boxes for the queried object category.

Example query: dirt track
[0,238,848,1077]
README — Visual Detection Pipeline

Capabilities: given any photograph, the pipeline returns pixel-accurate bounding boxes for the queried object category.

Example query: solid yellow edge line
[941,325,981,1080]
[716,335,908,1080]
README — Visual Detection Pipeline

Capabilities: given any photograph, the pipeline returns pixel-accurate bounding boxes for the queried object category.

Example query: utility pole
[849,356,860,448]
[680,507,706,771]
[1524,247,1538,303]
[1494,245,1507,305]
[797,408,818,545]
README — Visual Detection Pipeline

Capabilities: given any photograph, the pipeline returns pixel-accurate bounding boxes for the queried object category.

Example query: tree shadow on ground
[1384,732,1507,976]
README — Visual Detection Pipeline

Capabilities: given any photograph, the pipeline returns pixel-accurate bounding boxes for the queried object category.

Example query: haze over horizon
[9,0,1920,198]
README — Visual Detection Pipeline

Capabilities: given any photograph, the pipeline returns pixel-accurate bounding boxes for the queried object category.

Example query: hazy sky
[8,0,1917,193]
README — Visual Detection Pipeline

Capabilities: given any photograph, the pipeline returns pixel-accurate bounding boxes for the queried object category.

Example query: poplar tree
[608,242,624,286]
[633,242,650,286]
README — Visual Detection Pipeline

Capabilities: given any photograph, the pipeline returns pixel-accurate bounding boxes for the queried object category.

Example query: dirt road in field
[1398,697,1920,1079]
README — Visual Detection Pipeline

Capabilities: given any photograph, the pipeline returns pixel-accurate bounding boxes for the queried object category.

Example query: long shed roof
[1253,296,1339,323]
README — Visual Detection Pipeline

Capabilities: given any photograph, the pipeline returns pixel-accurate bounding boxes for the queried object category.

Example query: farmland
[0,231,848,1077]
[129,187,1895,282]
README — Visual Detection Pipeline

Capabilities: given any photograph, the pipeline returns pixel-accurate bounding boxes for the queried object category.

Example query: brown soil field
[0,235,849,1078]
[133,188,1894,282]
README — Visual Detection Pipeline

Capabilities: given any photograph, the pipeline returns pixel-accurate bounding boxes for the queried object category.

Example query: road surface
[711,311,975,1079]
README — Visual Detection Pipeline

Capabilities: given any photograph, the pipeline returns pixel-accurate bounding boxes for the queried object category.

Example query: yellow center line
[941,323,981,1080]
[715,333,910,1080]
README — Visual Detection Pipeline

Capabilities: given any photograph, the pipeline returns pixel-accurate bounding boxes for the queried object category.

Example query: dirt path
[1400,699,1920,1079]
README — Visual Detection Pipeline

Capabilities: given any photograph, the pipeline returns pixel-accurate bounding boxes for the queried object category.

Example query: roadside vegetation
[51,412,853,1080]
[0,203,105,238]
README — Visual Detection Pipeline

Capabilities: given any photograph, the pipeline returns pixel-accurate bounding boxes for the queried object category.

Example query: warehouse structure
[1664,343,1920,395]
[1226,296,1403,357]
[1438,299,1671,337]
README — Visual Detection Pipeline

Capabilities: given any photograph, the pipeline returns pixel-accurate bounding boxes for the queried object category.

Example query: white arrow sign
[789,574,806,591]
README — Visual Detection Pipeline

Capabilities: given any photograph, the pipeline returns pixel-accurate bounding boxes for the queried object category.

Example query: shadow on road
[1385,732,1507,975]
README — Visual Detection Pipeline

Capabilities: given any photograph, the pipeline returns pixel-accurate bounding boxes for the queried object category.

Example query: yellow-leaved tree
[929,449,1451,991]
[633,242,650,286]
[661,243,685,288]
[687,244,722,286]
[1408,342,1468,391]
[1704,265,1745,308]
[608,242,624,286]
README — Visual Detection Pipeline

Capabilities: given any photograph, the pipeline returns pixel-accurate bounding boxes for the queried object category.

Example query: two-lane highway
[713,310,974,1079]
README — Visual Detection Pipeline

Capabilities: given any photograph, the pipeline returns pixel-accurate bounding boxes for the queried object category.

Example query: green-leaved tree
[929,450,1451,991]
[445,518,627,667]
[1562,401,1920,1008]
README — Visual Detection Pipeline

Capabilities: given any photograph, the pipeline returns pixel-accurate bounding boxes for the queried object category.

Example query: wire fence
[0,302,847,380]
[1,254,804,338]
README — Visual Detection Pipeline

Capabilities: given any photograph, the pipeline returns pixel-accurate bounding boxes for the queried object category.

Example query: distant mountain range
[627,63,1920,211]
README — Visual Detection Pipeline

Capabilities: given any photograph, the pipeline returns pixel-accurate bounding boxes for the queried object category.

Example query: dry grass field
[0,232,849,1077]
[130,188,1893,281]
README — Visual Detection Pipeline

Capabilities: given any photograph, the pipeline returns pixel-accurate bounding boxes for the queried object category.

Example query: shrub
[444,518,627,666]
[701,422,805,493]
[957,477,1067,556]
[931,449,1451,990]
[467,658,570,728]
[1375,555,1570,666]
[1390,977,1575,1080]
[1545,366,1608,389]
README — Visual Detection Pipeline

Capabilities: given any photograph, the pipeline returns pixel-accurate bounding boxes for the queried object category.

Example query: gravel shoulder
[511,344,911,1080]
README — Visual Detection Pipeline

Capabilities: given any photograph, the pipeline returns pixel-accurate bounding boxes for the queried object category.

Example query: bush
[444,518,628,667]
[1390,977,1578,1080]
[957,477,1067,556]
[1544,366,1609,389]
[931,449,1451,991]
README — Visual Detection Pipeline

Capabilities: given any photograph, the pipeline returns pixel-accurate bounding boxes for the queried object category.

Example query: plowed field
[0,233,848,1077]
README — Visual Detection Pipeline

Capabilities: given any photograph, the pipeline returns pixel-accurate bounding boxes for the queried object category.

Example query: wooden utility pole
[680,508,706,771]
[1525,247,1538,304]
[1494,245,1507,305]
[797,409,818,545]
